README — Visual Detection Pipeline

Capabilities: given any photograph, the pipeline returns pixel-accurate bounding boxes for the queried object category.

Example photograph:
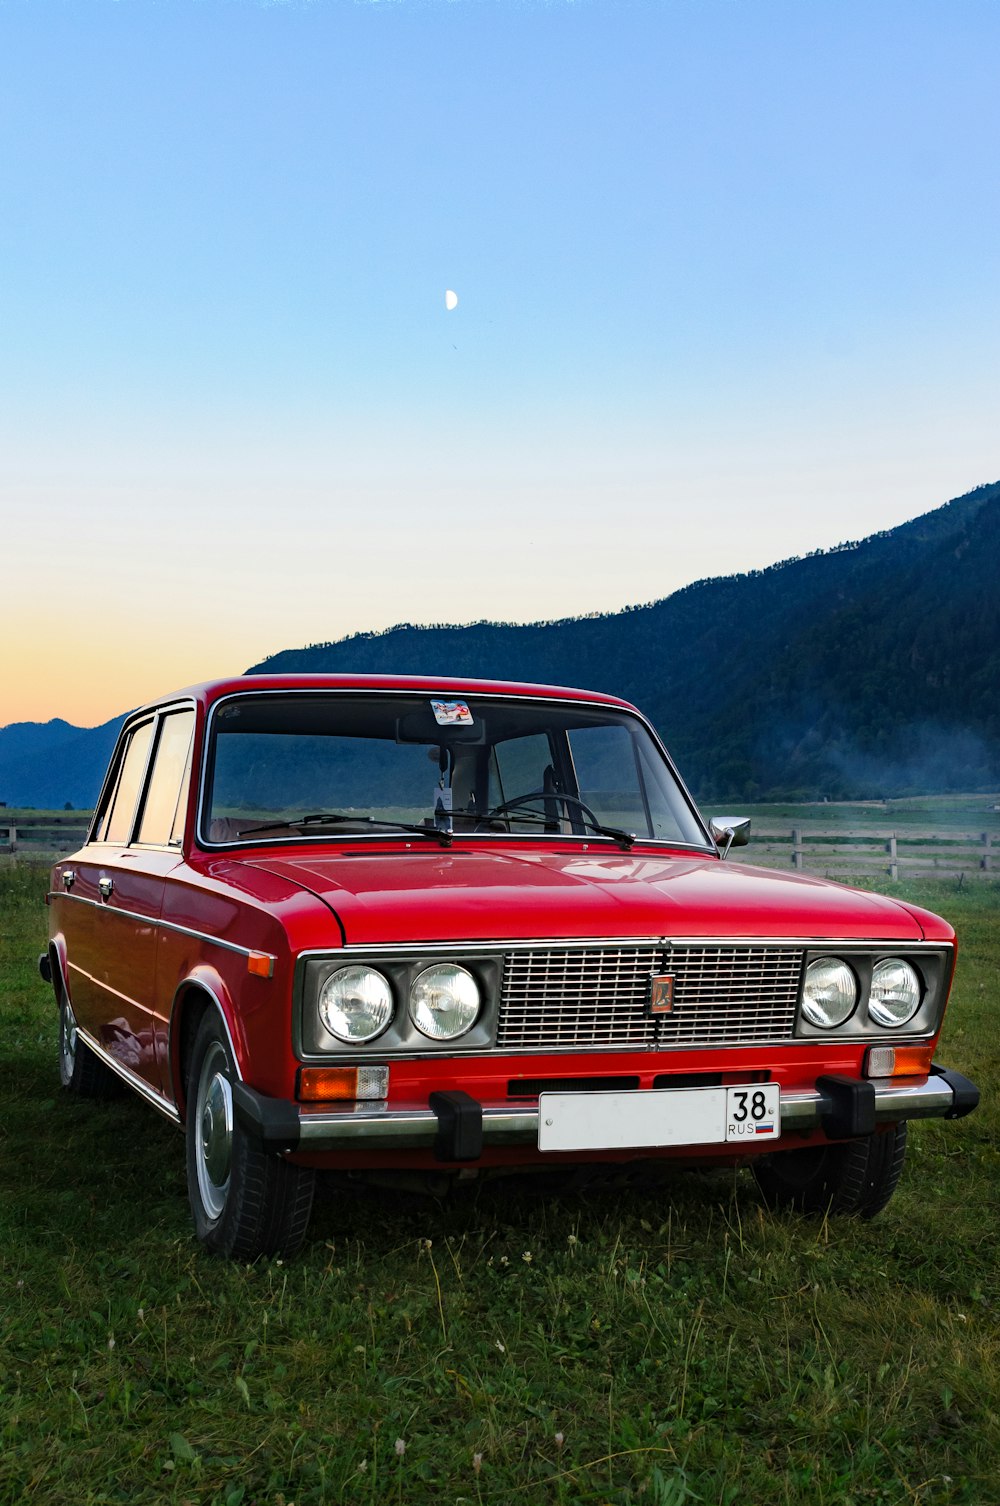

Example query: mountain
[2,481,997,806]
[0,715,127,811]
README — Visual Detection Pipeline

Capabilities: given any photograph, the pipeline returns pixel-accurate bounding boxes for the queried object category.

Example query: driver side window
[489,734,554,809]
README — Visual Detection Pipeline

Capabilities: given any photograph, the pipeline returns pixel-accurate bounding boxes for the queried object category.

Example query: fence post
[983,833,993,873]
[887,833,898,881]
[10,823,16,855]
[791,827,804,870]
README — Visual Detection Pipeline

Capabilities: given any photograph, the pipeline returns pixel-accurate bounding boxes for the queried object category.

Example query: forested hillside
[249,481,1000,801]
[3,482,996,806]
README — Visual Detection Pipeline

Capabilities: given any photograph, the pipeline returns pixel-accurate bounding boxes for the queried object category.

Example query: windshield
[201,692,708,848]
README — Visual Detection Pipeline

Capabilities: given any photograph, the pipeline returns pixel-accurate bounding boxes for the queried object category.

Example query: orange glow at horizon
[1,632,245,729]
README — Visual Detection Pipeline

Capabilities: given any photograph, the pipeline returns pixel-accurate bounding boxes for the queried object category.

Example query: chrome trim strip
[305,935,660,958]
[67,960,145,1012]
[76,1027,181,1124]
[51,893,274,963]
[302,936,953,958]
[209,832,712,853]
[780,1076,958,1129]
[291,1075,957,1150]
[296,1103,537,1149]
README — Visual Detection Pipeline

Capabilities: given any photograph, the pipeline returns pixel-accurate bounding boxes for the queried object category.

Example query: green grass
[1,864,997,1505]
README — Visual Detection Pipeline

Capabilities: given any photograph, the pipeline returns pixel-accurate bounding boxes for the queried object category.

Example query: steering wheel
[481,790,602,829]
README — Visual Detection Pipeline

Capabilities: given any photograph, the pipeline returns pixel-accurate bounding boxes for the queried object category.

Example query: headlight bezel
[796,947,949,1041]
[297,950,500,1059]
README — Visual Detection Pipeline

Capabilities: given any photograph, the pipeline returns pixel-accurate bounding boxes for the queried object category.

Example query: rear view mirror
[395,706,485,745]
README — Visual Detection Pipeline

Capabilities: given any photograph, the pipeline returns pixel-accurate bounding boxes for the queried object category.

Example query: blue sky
[2,0,998,725]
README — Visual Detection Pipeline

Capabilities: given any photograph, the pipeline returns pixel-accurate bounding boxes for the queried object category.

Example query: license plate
[537,1084,781,1152]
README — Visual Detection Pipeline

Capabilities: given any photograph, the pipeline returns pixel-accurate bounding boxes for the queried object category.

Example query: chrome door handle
[98,877,114,900]
[63,870,76,890]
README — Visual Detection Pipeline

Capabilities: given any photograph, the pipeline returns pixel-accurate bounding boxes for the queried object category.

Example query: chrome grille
[659,946,803,1046]
[496,944,803,1050]
[497,946,660,1049]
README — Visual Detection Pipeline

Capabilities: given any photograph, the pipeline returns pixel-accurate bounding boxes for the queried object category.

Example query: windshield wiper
[471,807,637,850]
[237,813,452,845]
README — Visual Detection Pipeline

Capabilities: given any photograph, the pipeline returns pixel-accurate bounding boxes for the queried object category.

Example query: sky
[2,0,998,728]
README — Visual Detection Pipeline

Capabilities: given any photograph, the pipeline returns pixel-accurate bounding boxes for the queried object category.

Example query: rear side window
[99,720,155,845]
[138,710,195,846]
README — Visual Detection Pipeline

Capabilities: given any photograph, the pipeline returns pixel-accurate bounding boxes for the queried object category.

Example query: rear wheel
[752,1123,907,1219]
[185,1010,315,1259]
[58,986,122,1098]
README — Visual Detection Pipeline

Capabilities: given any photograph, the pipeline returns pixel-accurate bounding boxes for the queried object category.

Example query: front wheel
[752,1123,907,1219]
[185,1010,315,1259]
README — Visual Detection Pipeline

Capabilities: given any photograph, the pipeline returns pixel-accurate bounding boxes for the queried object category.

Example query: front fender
[169,964,247,1117]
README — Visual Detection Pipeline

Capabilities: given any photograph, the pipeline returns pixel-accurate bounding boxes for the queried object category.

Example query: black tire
[58,985,123,1098]
[752,1123,908,1220]
[185,1010,315,1260]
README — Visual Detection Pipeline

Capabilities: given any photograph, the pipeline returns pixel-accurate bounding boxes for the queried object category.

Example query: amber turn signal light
[247,952,274,978]
[297,1066,389,1102]
[864,1042,935,1079]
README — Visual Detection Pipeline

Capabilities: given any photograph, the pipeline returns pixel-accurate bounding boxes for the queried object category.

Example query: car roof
[137,673,640,717]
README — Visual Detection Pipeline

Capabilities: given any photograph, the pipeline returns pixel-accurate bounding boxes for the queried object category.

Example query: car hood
[246,845,928,946]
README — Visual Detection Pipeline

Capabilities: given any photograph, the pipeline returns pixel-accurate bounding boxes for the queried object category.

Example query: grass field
[1,862,997,1506]
[736,793,1000,835]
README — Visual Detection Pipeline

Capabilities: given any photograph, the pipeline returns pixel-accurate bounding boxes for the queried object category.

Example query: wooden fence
[0,815,91,856]
[730,827,995,880]
[1,815,995,878]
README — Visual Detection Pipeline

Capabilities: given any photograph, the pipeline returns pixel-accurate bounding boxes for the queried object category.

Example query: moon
[445,289,459,311]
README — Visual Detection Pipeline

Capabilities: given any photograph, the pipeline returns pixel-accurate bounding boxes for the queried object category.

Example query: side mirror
[709,817,752,858]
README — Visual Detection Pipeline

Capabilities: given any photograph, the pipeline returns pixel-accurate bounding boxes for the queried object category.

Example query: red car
[41,675,978,1258]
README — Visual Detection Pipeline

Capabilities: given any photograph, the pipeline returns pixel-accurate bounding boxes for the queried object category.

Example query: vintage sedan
[41,674,978,1258]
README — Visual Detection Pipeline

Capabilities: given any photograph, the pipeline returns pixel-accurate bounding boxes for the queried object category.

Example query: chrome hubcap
[61,1000,78,1069]
[195,1042,233,1220]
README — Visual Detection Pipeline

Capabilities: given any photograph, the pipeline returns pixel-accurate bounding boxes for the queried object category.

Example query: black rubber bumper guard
[815,1063,979,1139]
[232,1083,486,1161]
[929,1062,980,1119]
[233,1083,486,1161]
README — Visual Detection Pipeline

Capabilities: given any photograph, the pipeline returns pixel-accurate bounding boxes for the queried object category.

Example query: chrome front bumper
[233,1064,978,1158]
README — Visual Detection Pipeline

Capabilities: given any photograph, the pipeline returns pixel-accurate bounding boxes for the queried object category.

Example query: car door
[65,708,193,1098]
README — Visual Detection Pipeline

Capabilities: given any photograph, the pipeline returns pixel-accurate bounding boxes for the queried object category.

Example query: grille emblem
[649,973,675,1014]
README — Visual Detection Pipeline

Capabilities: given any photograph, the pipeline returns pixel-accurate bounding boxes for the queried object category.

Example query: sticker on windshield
[430,699,473,726]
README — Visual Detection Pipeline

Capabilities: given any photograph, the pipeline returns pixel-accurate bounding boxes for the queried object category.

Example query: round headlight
[868,959,921,1028]
[319,966,393,1043]
[802,957,858,1029]
[409,964,481,1041]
